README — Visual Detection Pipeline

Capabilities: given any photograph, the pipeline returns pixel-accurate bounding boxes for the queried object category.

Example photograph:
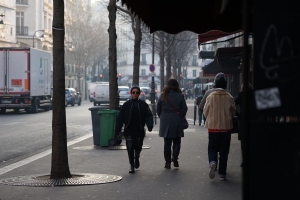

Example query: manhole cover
[0,173,122,187]
[108,145,151,150]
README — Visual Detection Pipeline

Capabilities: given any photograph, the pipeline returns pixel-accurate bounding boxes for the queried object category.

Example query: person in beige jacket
[203,72,236,181]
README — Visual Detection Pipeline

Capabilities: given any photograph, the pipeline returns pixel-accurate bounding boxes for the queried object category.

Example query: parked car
[118,86,130,101]
[94,84,110,106]
[65,88,81,106]
[140,87,151,100]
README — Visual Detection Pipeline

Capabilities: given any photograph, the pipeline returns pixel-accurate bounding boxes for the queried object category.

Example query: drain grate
[0,173,122,187]
[108,145,151,150]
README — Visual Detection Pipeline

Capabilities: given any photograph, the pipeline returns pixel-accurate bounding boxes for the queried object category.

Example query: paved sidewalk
[0,119,242,200]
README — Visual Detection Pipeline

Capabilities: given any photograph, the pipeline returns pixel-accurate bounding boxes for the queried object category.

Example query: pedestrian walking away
[115,85,153,173]
[195,89,206,126]
[203,72,236,180]
[157,78,188,169]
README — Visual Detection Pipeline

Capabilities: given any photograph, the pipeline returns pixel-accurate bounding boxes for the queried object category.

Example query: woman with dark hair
[115,85,153,173]
[157,79,188,169]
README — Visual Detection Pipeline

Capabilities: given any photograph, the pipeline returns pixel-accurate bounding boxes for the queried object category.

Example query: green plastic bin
[97,109,120,147]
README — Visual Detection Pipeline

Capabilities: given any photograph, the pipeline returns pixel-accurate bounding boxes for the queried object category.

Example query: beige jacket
[203,89,236,130]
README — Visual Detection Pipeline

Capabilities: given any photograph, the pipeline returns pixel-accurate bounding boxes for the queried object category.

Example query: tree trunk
[51,0,71,179]
[132,16,141,85]
[76,63,81,92]
[108,0,118,109]
[159,32,165,91]
[166,36,172,82]
[172,55,177,80]
[84,64,87,100]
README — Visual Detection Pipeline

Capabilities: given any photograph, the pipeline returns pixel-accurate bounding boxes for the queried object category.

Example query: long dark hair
[161,78,182,102]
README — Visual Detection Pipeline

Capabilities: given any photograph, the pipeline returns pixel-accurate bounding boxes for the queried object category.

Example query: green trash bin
[97,109,120,147]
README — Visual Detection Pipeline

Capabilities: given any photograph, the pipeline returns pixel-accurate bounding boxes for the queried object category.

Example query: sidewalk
[0,119,242,200]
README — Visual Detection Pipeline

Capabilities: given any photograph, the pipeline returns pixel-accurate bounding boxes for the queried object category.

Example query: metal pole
[242,0,250,199]
[151,33,156,124]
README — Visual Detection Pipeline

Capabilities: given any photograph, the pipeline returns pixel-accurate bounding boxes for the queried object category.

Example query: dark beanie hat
[130,84,141,93]
[214,72,227,89]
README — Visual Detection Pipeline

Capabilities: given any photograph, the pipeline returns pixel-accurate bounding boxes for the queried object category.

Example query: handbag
[166,98,189,129]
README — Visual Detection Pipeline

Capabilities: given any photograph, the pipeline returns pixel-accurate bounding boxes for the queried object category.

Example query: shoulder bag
[166,98,189,129]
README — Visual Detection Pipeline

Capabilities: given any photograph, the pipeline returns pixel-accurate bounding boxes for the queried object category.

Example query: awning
[199,51,215,59]
[202,57,240,76]
[120,0,246,34]
[193,77,201,84]
[198,30,242,47]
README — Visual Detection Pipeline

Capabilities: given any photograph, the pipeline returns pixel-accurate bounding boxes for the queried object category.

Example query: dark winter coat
[115,99,153,137]
[157,89,188,138]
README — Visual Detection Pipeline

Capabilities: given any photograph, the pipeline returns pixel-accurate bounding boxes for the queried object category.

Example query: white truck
[0,48,52,114]
[88,81,108,102]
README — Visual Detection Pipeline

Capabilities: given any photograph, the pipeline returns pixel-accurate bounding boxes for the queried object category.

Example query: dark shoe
[164,151,172,169]
[134,151,140,169]
[172,145,180,167]
[129,164,135,173]
[240,161,244,167]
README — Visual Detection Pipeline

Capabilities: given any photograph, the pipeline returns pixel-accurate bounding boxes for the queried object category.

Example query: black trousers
[208,132,231,175]
[164,137,181,153]
[125,136,144,164]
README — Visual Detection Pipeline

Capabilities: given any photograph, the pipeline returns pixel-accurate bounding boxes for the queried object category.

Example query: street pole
[151,33,157,124]
[32,30,44,48]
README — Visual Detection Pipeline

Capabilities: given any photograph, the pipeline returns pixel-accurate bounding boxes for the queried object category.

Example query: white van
[94,84,109,106]
[88,82,108,102]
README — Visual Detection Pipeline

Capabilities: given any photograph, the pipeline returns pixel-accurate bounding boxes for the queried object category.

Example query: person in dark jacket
[157,79,188,169]
[195,89,206,126]
[115,85,153,173]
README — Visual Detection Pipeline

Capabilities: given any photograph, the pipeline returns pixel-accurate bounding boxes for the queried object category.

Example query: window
[141,54,146,65]
[44,12,47,29]
[141,69,146,76]
[16,12,24,28]
[193,70,197,77]
[183,70,187,77]
[192,55,197,66]
[48,19,51,31]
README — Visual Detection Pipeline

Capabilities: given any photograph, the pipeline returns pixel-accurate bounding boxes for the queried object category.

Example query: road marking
[0,133,92,176]
[2,122,21,126]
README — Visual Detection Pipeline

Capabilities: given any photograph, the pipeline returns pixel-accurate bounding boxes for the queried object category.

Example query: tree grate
[0,173,122,187]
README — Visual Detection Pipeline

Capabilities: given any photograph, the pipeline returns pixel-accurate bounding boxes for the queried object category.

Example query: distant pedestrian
[195,89,206,126]
[157,79,188,169]
[194,87,199,97]
[187,89,191,99]
[203,72,236,180]
[115,85,153,173]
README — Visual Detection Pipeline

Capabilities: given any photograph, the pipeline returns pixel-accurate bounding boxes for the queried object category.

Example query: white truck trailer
[0,48,52,113]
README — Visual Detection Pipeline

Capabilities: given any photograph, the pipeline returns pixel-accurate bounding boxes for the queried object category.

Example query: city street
[0,99,196,167]
[0,101,93,167]
[0,99,242,200]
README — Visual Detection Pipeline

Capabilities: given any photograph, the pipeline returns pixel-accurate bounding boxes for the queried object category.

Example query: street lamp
[33,30,44,48]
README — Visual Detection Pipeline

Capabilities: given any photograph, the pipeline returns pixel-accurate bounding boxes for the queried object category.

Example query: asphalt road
[0,101,94,166]
[0,99,196,168]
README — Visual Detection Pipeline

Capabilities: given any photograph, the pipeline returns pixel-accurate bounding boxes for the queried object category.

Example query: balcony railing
[16,0,28,5]
[16,26,28,36]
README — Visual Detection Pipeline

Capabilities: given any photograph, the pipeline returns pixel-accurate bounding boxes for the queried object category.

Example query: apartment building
[0,1,16,47]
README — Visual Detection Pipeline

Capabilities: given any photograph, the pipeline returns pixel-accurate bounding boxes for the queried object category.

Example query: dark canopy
[120,0,244,34]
